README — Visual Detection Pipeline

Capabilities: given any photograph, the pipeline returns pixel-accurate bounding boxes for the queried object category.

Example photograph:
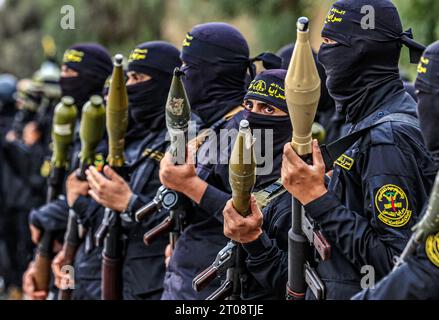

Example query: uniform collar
[350,91,417,133]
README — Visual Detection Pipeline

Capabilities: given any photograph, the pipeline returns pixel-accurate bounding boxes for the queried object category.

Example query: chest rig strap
[253,178,287,210]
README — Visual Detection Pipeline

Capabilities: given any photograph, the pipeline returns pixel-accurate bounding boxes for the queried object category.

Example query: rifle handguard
[135,186,177,222]
[135,198,161,222]
[192,265,219,292]
[94,222,108,248]
[143,216,174,245]
[206,280,233,301]
[33,253,51,292]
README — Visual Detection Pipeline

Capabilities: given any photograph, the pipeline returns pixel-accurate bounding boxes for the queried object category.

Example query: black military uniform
[28,43,113,298]
[247,0,437,300]
[71,41,181,300]
[161,29,288,299]
[302,0,437,299]
[162,22,255,299]
[352,40,439,300]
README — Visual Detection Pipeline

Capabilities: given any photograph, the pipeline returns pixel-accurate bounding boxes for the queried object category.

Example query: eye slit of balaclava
[180,23,250,125]
[125,41,181,132]
[60,44,113,109]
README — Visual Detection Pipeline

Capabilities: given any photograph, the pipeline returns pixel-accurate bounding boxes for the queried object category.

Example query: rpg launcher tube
[286,17,321,156]
[101,54,128,300]
[229,120,256,217]
[106,54,128,168]
[33,233,53,293]
[165,67,191,164]
[58,208,80,300]
[286,17,321,301]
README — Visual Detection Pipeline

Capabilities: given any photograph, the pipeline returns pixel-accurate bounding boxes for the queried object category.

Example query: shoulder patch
[334,154,354,171]
[374,184,412,227]
[426,232,439,268]
[142,148,164,162]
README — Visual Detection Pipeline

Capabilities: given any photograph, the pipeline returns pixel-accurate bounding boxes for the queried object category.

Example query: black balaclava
[277,43,335,118]
[61,43,113,108]
[243,69,292,185]
[180,22,250,126]
[317,0,425,124]
[277,43,295,70]
[415,40,439,162]
[126,41,181,132]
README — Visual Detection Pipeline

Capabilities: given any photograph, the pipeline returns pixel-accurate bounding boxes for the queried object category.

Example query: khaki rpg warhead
[79,95,106,175]
[286,17,321,156]
[229,120,256,217]
[165,67,191,164]
[106,54,128,168]
[51,96,77,168]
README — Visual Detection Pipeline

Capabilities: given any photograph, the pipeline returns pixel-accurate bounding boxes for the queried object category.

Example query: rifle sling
[320,113,419,171]
[254,178,286,210]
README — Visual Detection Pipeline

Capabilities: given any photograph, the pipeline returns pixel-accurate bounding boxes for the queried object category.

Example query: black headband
[322,3,425,64]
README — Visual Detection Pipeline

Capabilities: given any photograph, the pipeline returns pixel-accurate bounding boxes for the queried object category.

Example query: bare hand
[5,130,17,142]
[23,121,41,146]
[281,139,327,205]
[86,165,132,212]
[159,152,197,193]
[29,224,41,245]
[223,195,263,243]
[22,262,48,300]
[159,152,207,204]
[52,249,74,290]
[164,244,173,268]
[66,170,89,207]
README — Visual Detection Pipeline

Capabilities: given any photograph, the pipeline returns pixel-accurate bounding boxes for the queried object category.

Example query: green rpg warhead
[165,67,191,164]
[51,96,77,168]
[106,54,128,168]
[80,95,106,166]
[229,119,256,217]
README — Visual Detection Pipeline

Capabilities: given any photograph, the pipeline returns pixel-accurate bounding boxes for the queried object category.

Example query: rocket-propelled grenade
[229,120,256,217]
[286,17,321,157]
[165,67,191,164]
[36,96,77,293]
[58,95,106,300]
[51,96,77,169]
[78,95,106,178]
[286,17,321,301]
[106,54,128,168]
[100,53,128,300]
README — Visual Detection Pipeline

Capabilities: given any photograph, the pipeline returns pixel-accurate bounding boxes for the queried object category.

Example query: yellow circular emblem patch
[375,184,412,227]
[426,232,439,268]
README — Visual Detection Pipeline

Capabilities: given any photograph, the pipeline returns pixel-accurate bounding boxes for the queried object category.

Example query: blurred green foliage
[0,0,165,77]
[176,0,313,53]
[0,0,437,80]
